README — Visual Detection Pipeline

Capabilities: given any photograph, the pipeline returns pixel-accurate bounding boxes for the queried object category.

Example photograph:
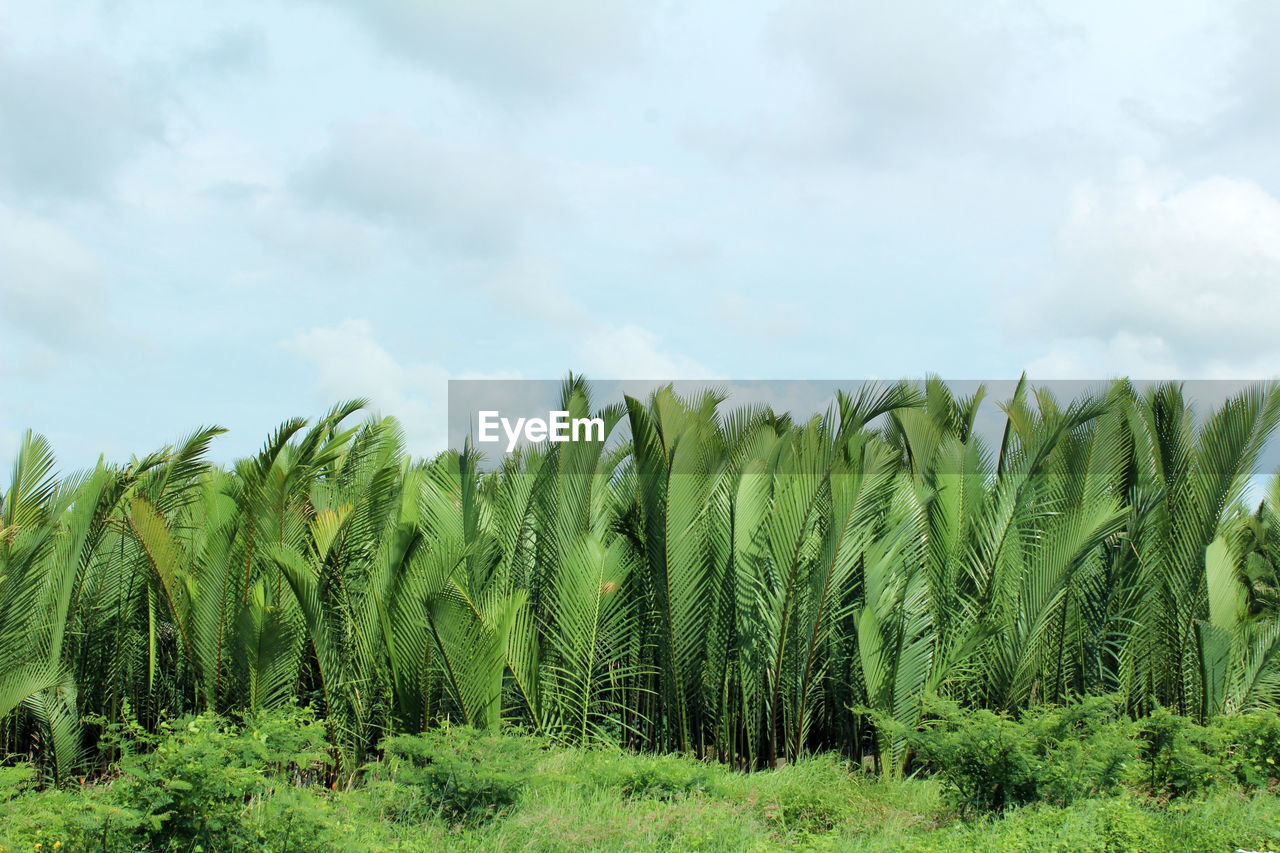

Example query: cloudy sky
[2,0,1279,466]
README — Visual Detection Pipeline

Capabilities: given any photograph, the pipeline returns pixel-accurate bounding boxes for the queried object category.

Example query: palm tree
[6,376,1280,784]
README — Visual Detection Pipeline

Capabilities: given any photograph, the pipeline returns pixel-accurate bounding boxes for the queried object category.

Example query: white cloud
[315,0,639,103]
[251,197,381,275]
[765,0,1045,158]
[1215,0,1280,137]
[0,204,105,345]
[1010,163,1280,378]
[0,45,165,198]
[4,0,1280,466]
[575,324,710,378]
[283,318,540,457]
[486,256,590,326]
[291,119,560,257]
[178,27,269,78]
[773,1,1007,117]
[283,318,452,454]
[1024,332,1180,380]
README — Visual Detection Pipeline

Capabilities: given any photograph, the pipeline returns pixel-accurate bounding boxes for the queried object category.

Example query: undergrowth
[2,703,1280,852]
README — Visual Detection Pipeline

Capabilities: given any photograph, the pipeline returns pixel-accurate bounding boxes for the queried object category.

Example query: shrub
[372,724,546,825]
[102,705,330,851]
[1218,709,1280,790]
[588,751,721,800]
[0,762,36,801]
[243,783,343,852]
[900,696,1261,812]
[1132,707,1224,798]
[1021,696,1135,805]
[115,714,273,847]
[744,754,866,837]
[904,697,1039,814]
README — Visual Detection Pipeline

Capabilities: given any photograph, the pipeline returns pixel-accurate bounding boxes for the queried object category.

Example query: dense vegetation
[4,376,1280,793]
[3,705,1280,851]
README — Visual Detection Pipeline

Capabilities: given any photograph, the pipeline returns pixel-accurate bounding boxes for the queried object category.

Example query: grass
[4,739,1280,852]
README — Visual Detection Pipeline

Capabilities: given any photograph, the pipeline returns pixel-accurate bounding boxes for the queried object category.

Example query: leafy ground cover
[3,705,1280,853]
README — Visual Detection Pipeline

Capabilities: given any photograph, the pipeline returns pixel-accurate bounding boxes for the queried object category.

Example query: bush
[742,754,867,838]
[903,697,1039,814]
[1218,708,1280,790]
[1132,707,1224,798]
[940,791,1160,853]
[1021,696,1135,805]
[8,718,1280,853]
[372,724,547,825]
[101,705,330,851]
[900,696,1266,812]
[243,783,344,852]
[588,751,721,800]
[0,762,37,801]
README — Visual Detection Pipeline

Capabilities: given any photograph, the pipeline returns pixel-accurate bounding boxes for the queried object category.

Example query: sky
[2,0,1280,468]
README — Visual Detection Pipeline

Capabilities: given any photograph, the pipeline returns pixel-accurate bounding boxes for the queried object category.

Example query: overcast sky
[3,0,1280,467]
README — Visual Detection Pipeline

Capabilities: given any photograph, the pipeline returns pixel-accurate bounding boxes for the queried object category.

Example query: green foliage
[1218,708,1280,789]
[371,725,547,825]
[5,377,1280,785]
[106,705,329,851]
[1133,707,1224,797]
[742,755,866,838]
[1020,697,1136,805]
[904,697,1137,813]
[86,699,163,762]
[4,722,1280,852]
[0,762,36,801]
[866,792,1162,853]
[0,709,334,852]
[842,788,1280,853]
[902,697,1039,814]
[586,751,722,800]
[901,697,1280,815]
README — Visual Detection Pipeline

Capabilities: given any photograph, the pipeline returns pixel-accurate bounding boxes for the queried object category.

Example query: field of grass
[2,712,1280,853]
